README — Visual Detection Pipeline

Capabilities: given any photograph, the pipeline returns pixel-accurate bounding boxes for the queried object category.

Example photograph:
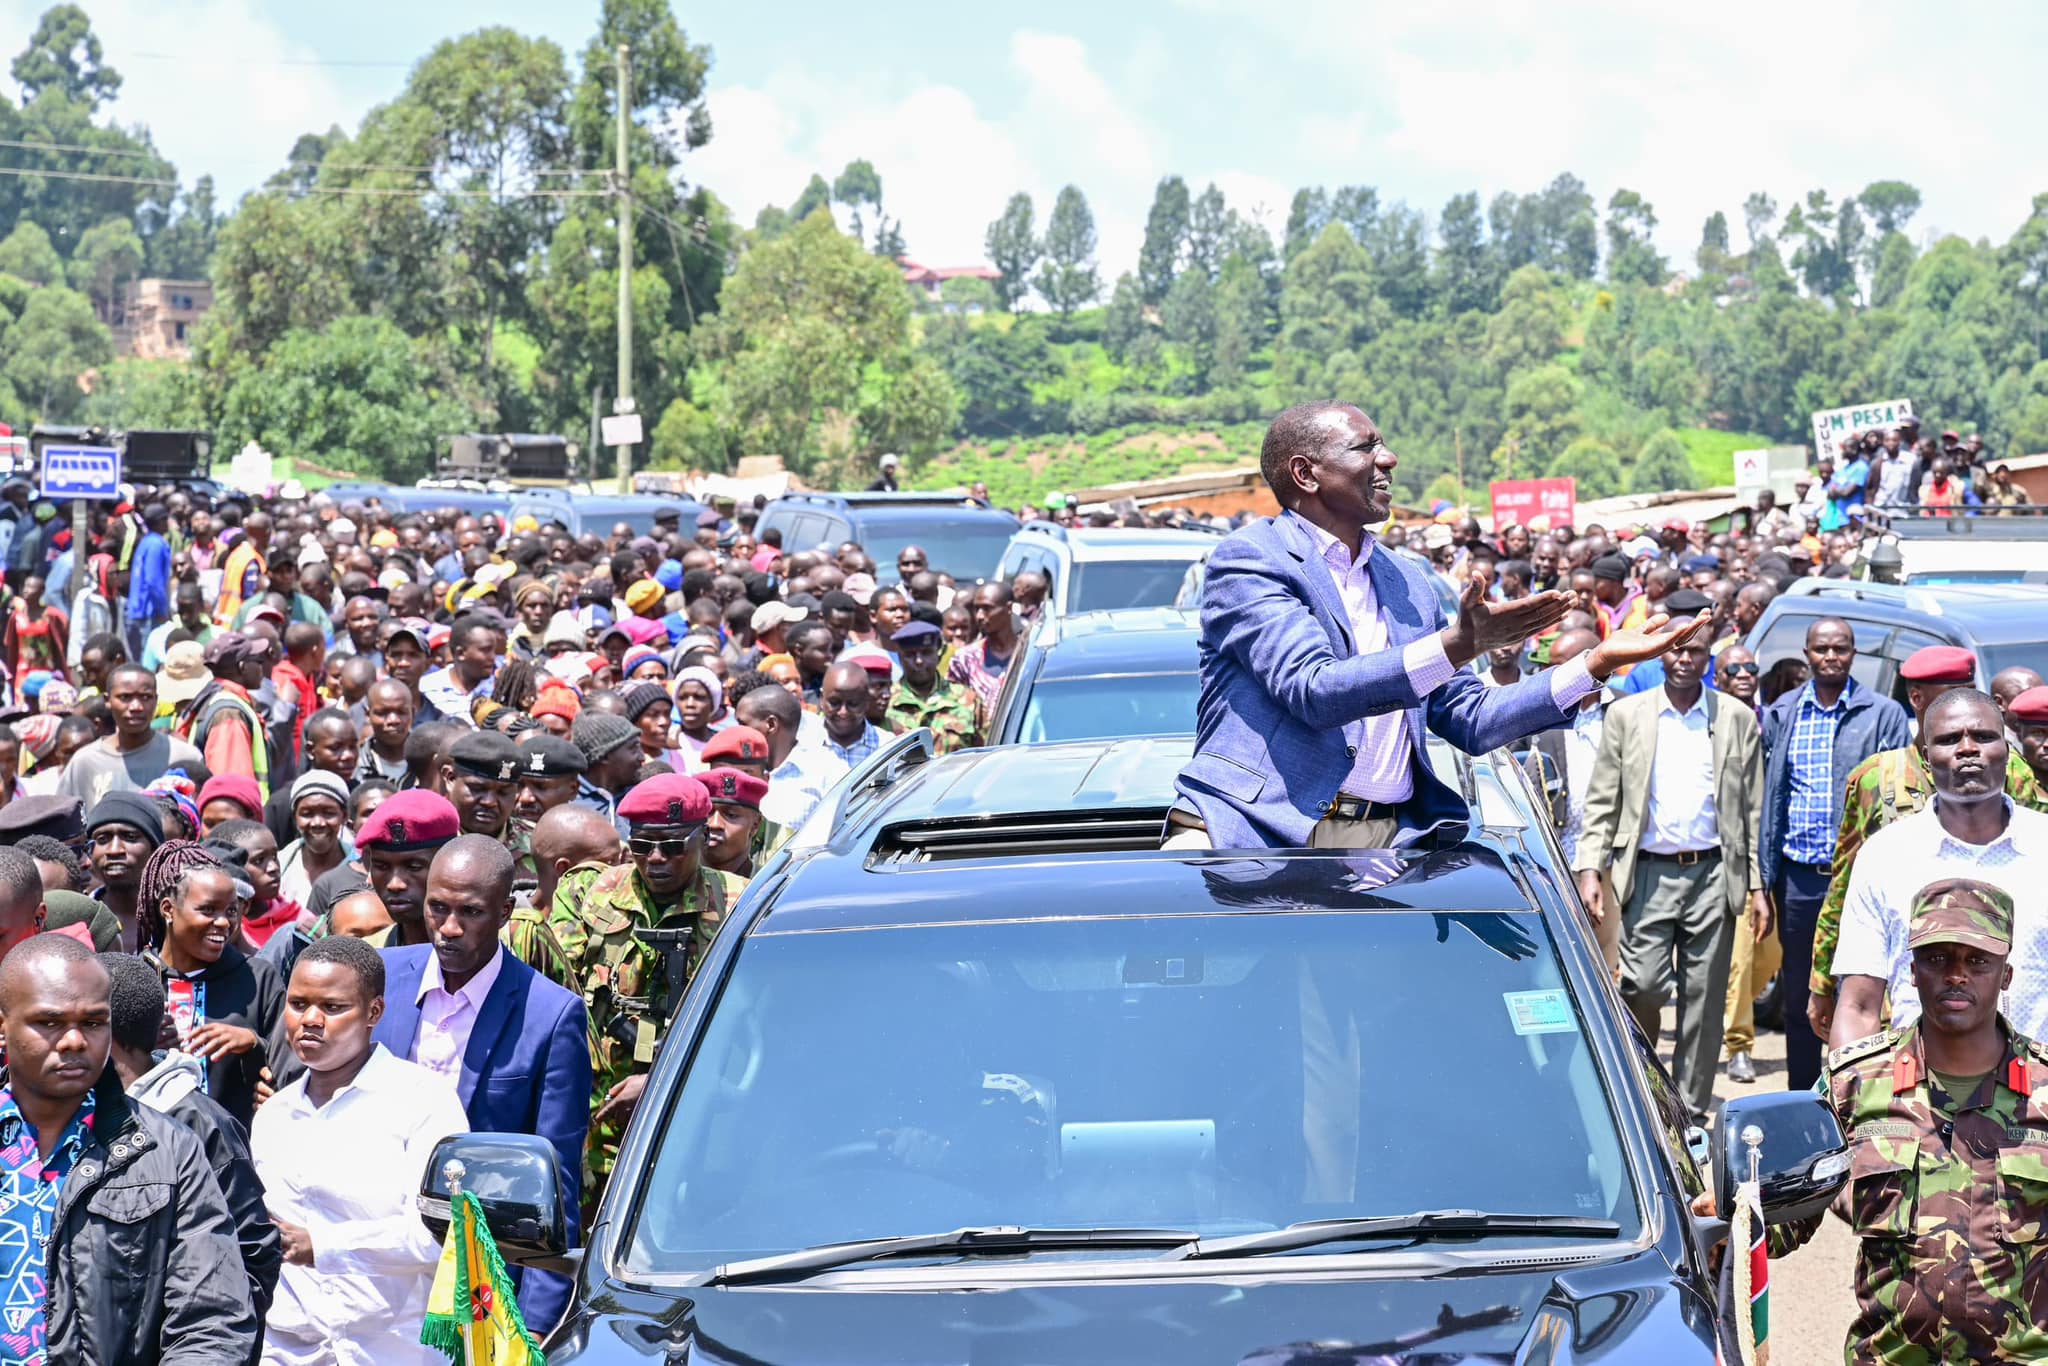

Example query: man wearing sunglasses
[539,773,749,1212]
[1753,617,1909,1089]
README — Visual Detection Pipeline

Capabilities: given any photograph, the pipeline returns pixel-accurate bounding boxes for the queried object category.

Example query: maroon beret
[617,772,710,828]
[355,789,460,851]
[694,766,768,811]
[699,726,769,767]
[2010,686,2048,726]
[1898,645,1976,684]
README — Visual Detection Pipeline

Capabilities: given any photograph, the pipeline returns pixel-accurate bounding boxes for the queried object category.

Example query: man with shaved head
[0,933,257,1361]
[1992,665,2045,739]
[371,834,591,1333]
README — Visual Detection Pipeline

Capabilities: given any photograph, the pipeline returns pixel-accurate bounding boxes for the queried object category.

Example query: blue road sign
[38,445,121,501]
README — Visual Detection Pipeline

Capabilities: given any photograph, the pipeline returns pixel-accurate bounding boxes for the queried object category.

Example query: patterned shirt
[884,680,982,755]
[0,1088,95,1365]
[1782,681,1850,866]
[946,637,1015,715]
[1833,799,2048,1038]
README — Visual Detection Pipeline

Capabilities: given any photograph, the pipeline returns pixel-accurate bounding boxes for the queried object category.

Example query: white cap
[750,600,808,633]
[329,517,357,541]
[297,540,329,568]
[880,453,900,469]
[280,479,307,501]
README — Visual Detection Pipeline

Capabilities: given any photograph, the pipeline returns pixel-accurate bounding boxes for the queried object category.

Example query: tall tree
[1274,221,1385,397]
[832,158,884,246]
[1364,203,1431,318]
[1137,175,1189,304]
[1282,187,1328,262]
[1160,267,1215,388]
[788,174,832,223]
[12,4,120,109]
[146,176,220,279]
[1035,185,1100,317]
[1742,192,1778,249]
[1538,174,1598,279]
[1629,428,1694,493]
[67,215,142,322]
[983,193,1038,312]
[1604,189,1666,285]
[1210,252,1266,390]
[1435,192,1493,315]
[1859,180,1923,236]
[1184,182,1229,281]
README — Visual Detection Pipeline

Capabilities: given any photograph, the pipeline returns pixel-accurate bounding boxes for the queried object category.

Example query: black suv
[985,607,1200,744]
[1746,579,2048,708]
[753,492,1019,581]
[425,732,1846,1363]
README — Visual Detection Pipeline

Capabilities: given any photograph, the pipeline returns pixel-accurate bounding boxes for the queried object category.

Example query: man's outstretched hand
[1439,577,1573,667]
[1585,610,1713,679]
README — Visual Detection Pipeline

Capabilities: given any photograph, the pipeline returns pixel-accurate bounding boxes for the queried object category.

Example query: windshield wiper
[1177,1209,1620,1261]
[699,1225,1201,1286]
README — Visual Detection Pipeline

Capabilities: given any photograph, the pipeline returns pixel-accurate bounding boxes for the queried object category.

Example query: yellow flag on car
[421,1190,546,1366]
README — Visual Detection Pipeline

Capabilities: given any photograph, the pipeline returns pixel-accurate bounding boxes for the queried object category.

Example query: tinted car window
[853,515,1016,581]
[626,909,1638,1273]
[1070,560,1207,613]
[1017,673,1199,742]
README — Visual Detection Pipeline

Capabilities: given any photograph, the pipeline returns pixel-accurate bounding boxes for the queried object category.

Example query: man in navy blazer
[373,835,592,1335]
[1173,401,1706,849]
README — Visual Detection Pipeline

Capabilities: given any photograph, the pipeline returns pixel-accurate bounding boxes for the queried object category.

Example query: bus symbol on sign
[37,445,122,502]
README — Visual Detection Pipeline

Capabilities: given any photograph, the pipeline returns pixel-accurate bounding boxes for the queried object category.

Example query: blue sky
[8,0,2046,280]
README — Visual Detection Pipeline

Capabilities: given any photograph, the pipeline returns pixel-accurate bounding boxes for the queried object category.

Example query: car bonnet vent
[868,808,1172,866]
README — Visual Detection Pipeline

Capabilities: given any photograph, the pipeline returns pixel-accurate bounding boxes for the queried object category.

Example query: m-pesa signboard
[1489,477,1575,529]
[1810,398,1914,460]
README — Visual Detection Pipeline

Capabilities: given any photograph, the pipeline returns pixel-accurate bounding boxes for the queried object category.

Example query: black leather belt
[1643,847,1720,867]
[1324,794,1399,821]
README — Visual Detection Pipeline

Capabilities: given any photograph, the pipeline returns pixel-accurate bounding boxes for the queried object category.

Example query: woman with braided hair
[139,839,292,1130]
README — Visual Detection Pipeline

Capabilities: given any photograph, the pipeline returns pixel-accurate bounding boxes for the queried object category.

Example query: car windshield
[623,907,1638,1276]
[857,517,1016,581]
[1018,673,1198,742]
[1069,559,1207,613]
[1982,642,2048,680]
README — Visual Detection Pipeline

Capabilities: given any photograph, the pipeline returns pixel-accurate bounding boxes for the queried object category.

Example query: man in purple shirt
[1172,401,1706,850]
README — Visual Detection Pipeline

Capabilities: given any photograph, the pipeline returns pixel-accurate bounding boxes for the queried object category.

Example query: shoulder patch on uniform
[1829,1030,1897,1070]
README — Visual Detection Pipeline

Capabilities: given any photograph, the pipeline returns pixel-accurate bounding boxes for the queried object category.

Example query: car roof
[765,732,1551,928]
[1765,580,2048,644]
[756,842,1533,934]
[1016,523,1223,558]
[1032,608,1200,679]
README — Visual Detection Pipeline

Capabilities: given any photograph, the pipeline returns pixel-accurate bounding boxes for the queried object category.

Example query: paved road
[1701,1017,1857,1364]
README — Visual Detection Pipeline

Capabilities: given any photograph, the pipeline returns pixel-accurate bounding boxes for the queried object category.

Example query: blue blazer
[1176,513,1575,848]
[374,944,591,1334]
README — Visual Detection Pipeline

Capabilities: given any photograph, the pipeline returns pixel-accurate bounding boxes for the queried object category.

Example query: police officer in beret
[692,766,768,880]
[533,773,747,1214]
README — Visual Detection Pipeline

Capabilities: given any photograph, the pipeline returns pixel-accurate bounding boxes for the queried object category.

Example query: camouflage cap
[1907,877,2013,955]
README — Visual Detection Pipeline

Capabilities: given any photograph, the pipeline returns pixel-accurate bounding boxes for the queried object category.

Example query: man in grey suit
[1574,623,1768,1123]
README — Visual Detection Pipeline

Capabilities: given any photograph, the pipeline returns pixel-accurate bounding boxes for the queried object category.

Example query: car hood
[545,1250,1714,1365]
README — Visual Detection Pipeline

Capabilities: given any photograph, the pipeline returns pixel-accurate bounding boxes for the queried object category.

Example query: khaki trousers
[1723,916,1782,1056]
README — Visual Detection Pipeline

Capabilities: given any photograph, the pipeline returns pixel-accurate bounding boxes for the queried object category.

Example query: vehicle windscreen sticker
[1503,989,1578,1036]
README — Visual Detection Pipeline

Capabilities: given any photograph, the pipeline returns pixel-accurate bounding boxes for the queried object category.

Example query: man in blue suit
[372,834,592,1336]
[1173,401,1707,849]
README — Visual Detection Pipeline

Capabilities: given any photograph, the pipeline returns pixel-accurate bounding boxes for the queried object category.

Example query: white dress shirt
[253,1044,471,1366]
[1639,687,1720,854]
[1289,514,1598,803]
[413,944,505,1082]
[763,722,886,832]
[1558,699,1607,863]
[1831,800,2048,1038]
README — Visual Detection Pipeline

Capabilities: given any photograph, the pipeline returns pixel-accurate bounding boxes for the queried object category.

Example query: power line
[0,136,165,161]
[123,50,416,69]
[0,135,607,180]
[0,165,173,188]
[0,164,611,199]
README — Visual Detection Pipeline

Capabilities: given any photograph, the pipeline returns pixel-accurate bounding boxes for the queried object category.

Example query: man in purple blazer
[1172,401,1705,850]
[372,834,591,1336]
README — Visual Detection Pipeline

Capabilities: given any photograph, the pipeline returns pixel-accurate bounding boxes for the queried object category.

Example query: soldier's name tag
[2006,1125,2048,1147]
[1503,990,1577,1036]
[1854,1120,1916,1142]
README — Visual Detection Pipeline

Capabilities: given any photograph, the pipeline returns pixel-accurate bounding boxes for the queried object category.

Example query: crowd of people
[0,400,2036,1360]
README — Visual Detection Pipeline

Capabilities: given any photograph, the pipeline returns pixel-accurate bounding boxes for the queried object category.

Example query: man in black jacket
[102,952,280,1358]
[0,932,257,1364]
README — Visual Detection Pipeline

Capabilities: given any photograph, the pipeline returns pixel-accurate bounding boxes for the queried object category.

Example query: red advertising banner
[1489,477,1576,529]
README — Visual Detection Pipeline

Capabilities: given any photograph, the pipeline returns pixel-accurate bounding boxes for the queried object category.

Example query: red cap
[700,725,770,767]
[617,773,711,827]
[694,766,768,811]
[531,682,581,722]
[1899,645,1976,684]
[2010,686,2048,725]
[355,789,461,851]
[197,774,264,821]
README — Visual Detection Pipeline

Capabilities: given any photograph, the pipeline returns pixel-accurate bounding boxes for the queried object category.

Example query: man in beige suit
[1574,616,1770,1123]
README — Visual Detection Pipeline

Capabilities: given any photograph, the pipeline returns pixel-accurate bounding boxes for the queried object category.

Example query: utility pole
[613,43,634,494]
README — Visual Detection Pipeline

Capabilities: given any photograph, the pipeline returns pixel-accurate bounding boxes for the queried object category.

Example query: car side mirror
[417,1133,577,1275]
[1714,1090,1849,1225]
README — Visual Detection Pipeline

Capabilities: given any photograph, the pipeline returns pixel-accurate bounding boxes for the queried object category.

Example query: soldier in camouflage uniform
[883,621,983,754]
[1808,714,2044,1025]
[1775,879,2048,1363]
[531,773,748,1212]
[694,767,768,880]
[508,733,587,898]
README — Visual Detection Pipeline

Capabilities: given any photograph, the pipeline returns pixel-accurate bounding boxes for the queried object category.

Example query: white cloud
[1,0,363,206]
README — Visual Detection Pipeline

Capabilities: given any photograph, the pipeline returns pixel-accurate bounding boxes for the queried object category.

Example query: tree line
[2,2,2047,503]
